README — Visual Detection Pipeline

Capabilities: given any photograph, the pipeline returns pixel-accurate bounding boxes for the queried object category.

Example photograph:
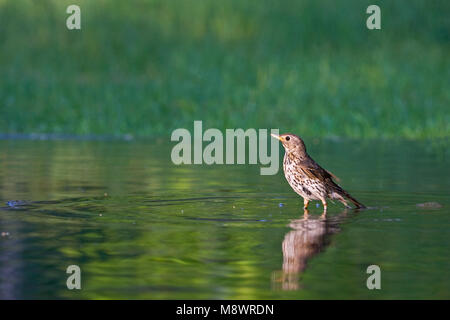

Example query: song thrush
[271,133,365,210]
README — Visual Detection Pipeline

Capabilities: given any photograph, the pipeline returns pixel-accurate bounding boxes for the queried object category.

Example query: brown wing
[296,155,365,208]
[325,169,340,182]
[297,156,339,183]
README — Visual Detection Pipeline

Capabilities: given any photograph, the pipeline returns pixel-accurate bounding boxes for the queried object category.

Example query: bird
[271,133,365,211]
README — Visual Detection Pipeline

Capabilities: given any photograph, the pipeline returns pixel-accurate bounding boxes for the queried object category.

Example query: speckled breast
[283,153,326,200]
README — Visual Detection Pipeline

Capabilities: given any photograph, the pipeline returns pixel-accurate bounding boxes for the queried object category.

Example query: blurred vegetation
[0,0,448,139]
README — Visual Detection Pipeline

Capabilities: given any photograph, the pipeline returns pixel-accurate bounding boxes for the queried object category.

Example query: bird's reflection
[272,209,347,291]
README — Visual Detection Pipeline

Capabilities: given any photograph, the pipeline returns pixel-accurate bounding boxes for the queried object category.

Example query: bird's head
[271,133,307,154]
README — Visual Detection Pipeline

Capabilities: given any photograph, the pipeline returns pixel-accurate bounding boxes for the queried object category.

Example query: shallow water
[0,139,448,299]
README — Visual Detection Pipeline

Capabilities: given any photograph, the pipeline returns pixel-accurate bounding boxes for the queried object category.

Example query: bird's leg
[303,207,309,218]
[321,199,328,211]
[321,199,328,219]
[303,198,309,210]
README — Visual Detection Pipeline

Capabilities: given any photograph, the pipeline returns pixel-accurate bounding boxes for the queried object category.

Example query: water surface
[0,139,448,299]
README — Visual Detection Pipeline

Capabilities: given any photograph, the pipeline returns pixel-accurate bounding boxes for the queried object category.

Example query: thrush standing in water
[271,133,365,211]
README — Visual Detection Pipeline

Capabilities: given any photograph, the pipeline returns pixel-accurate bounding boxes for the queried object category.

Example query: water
[0,139,448,299]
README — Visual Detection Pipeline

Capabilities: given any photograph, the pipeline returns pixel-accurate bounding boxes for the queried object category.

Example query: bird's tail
[333,183,366,209]
[344,192,366,209]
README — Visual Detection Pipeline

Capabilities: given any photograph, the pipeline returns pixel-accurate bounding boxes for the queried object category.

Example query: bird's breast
[283,154,326,199]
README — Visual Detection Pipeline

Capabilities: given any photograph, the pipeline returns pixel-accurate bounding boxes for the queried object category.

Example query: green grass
[0,0,448,139]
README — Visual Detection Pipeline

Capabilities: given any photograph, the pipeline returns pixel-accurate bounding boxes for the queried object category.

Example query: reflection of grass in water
[0,0,448,138]
[0,139,449,299]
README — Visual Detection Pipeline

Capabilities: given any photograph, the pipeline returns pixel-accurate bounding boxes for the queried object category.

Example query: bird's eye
[285,136,290,141]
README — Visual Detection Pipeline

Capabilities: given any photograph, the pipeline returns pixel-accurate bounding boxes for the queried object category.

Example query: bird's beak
[271,133,282,141]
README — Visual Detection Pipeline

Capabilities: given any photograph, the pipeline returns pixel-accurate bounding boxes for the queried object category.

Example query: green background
[0,0,448,139]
